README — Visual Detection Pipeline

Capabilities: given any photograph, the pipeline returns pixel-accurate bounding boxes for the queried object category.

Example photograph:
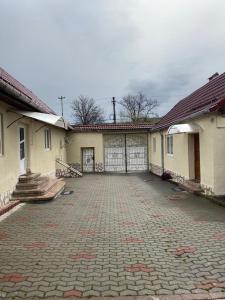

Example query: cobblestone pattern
[0,174,225,299]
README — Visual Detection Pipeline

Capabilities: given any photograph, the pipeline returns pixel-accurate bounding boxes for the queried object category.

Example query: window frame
[166,135,173,155]
[0,113,4,156]
[44,128,51,150]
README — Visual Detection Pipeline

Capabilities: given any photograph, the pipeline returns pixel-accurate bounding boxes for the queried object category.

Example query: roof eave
[0,78,56,115]
[151,107,211,132]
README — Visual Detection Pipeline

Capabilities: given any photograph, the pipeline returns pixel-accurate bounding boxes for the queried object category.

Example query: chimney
[208,72,219,81]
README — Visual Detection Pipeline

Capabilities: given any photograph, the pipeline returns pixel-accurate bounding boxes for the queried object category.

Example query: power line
[66,94,188,104]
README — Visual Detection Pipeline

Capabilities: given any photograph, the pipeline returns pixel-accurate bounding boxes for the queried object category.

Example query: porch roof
[15,111,67,129]
[167,123,202,135]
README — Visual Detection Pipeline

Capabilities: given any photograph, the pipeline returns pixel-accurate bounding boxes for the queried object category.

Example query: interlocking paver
[1,173,225,298]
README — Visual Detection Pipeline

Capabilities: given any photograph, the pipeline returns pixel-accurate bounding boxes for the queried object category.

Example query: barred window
[44,128,51,150]
[166,135,173,155]
[153,137,156,152]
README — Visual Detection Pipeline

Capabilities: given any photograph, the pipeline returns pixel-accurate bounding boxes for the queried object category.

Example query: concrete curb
[0,200,20,217]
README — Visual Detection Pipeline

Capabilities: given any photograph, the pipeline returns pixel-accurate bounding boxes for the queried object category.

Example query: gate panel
[104,147,125,172]
[104,135,125,172]
[104,134,148,172]
[126,134,148,171]
[127,146,148,171]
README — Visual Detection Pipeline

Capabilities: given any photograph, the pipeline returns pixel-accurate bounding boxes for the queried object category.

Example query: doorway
[194,133,200,181]
[19,126,27,175]
[82,148,95,172]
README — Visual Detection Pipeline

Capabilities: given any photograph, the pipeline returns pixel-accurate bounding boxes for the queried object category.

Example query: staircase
[179,180,203,194]
[56,159,82,177]
[11,171,65,202]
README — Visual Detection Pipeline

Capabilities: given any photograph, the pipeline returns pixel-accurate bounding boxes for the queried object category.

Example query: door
[194,134,200,181]
[19,126,27,175]
[82,148,94,172]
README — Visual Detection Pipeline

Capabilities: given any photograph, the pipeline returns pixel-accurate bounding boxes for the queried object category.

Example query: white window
[0,114,3,156]
[166,135,173,155]
[153,137,156,152]
[44,128,51,150]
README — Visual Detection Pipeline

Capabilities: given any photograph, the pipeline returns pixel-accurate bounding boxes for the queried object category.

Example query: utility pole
[58,96,66,117]
[112,97,116,124]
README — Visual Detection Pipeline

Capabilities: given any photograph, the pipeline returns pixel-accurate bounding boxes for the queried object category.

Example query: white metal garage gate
[104,134,148,172]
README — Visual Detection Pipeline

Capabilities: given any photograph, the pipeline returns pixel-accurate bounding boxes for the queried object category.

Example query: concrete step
[13,179,57,197]
[19,173,41,183]
[179,180,203,194]
[11,179,65,202]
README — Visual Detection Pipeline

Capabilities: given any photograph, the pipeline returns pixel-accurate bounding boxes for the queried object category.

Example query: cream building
[149,72,225,196]
[0,67,67,208]
[1,67,225,211]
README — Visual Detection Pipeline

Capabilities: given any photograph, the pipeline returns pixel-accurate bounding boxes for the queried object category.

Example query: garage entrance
[104,134,148,172]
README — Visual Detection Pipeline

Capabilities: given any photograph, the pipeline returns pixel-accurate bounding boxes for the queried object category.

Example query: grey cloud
[1,0,225,120]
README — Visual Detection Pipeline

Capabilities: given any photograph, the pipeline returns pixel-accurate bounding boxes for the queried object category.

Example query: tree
[119,92,158,122]
[71,95,105,124]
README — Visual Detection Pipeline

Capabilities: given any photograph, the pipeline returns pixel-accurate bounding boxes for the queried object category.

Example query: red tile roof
[71,123,153,132]
[0,67,55,114]
[153,73,225,131]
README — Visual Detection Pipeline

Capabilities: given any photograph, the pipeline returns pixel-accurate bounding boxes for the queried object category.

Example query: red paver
[161,227,176,233]
[64,289,82,297]
[122,236,144,244]
[24,242,48,250]
[79,229,96,236]
[0,232,9,240]
[174,246,196,256]
[44,223,59,228]
[125,263,154,273]
[212,232,225,240]
[0,273,28,283]
[70,251,96,260]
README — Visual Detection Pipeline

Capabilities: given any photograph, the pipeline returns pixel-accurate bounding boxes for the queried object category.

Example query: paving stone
[1,174,225,298]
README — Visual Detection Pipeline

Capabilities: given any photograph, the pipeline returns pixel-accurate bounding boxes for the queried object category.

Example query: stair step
[11,179,65,202]
[179,180,203,193]
[13,179,58,197]
[16,182,40,190]
[19,173,41,183]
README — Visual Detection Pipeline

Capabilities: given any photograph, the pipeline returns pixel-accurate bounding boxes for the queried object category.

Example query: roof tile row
[0,67,55,114]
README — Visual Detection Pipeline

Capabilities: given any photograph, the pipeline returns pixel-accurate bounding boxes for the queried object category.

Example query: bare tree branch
[71,95,105,124]
[119,92,159,122]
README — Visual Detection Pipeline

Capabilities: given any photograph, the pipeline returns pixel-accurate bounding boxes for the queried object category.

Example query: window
[166,135,173,155]
[153,137,156,152]
[0,114,3,156]
[44,128,51,149]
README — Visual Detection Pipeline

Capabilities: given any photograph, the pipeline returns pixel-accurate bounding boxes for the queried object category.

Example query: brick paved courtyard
[1,173,225,299]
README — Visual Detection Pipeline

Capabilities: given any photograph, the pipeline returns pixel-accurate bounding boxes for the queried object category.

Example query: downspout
[160,131,164,175]
[124,133,128,173]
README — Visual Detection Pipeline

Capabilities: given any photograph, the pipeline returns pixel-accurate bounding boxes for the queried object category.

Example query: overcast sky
[1,0,225,121]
